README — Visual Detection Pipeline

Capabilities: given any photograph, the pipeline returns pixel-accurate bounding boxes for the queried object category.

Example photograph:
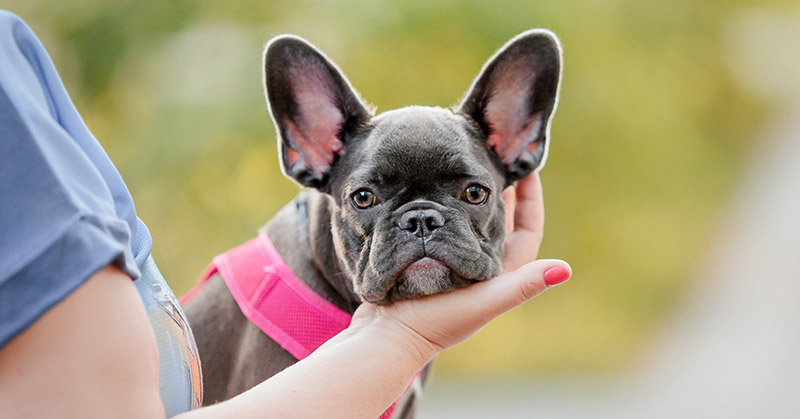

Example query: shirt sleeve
[0,11,150,348]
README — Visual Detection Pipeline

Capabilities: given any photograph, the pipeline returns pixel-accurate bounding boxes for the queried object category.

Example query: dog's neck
[263,191,362,314]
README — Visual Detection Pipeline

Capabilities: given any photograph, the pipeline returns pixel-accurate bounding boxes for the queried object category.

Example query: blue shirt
[0,8,146,347]
[0,11,201,415]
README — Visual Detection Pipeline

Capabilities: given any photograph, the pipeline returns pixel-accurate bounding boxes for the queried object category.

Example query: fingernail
[544,267,571,287]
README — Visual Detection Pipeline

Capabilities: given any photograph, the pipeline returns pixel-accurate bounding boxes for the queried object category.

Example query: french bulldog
[184,29,562,416]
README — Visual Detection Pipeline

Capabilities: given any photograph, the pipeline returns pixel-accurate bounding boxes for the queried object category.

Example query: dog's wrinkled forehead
[342,106,499,190]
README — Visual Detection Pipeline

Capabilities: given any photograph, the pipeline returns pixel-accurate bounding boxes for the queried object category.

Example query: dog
[184,29,562,417]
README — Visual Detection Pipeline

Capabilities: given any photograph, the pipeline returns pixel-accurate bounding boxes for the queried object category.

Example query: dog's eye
[351,189,379,209]
[462,185,489,205]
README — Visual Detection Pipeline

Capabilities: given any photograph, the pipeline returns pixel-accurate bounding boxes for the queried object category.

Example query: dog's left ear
[459,30,562,183]
[264,35,372,189]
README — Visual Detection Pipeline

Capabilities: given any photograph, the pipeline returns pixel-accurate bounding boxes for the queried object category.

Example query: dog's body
[184,30,562,416]
[186,190,361,403]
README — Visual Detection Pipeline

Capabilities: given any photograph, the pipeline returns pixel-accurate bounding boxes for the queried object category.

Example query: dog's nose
[398,209,445,237]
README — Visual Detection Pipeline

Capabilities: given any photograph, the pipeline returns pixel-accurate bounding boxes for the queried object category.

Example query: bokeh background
[7,0,800,413]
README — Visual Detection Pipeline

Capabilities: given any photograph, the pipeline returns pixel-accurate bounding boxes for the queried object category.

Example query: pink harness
[181,232,404,418]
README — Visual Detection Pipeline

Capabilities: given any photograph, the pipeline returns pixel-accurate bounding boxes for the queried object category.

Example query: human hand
[351,258,570,363]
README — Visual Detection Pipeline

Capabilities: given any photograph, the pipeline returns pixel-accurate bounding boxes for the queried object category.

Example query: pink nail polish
[544,267,570,286]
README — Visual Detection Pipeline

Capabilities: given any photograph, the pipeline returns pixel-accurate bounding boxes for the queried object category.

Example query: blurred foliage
[7,0,778,377]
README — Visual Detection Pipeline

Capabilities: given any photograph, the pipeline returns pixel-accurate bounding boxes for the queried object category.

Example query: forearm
[181,321,433,419]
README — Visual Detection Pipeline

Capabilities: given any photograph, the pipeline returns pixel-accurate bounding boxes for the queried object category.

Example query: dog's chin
[365,257,475,305]
[397,257,450,294]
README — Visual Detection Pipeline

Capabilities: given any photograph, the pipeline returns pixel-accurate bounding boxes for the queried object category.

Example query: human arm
[0,266,165,418]
[0,258,568,419]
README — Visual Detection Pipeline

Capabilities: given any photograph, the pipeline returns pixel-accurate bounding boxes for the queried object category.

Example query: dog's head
[263,31,562,304]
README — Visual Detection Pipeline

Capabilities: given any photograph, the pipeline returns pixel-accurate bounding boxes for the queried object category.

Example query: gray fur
[184,30,562,414]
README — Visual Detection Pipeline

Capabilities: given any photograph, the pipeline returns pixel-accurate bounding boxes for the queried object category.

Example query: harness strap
[181,232,409,418]
[217,232,351,359]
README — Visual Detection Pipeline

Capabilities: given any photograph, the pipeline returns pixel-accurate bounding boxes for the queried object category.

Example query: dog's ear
[459,30,562,183]
[264,35,371,189]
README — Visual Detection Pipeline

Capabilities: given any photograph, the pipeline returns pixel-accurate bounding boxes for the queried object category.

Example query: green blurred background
[6,0,783,378]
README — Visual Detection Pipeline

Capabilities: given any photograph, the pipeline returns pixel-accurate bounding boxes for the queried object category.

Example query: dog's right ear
[264,35,372,189]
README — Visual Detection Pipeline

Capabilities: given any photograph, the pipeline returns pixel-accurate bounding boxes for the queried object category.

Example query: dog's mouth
[398,257,450,291]
[363,256,478,305]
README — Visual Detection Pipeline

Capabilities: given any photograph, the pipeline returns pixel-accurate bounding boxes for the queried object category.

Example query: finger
[394,258,572,351]
[502,186,516,234]
[513,172,545,233]
[478,259,571,320]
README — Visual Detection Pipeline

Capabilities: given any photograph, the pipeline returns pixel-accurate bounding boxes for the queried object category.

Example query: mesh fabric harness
[181,231,402,418]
